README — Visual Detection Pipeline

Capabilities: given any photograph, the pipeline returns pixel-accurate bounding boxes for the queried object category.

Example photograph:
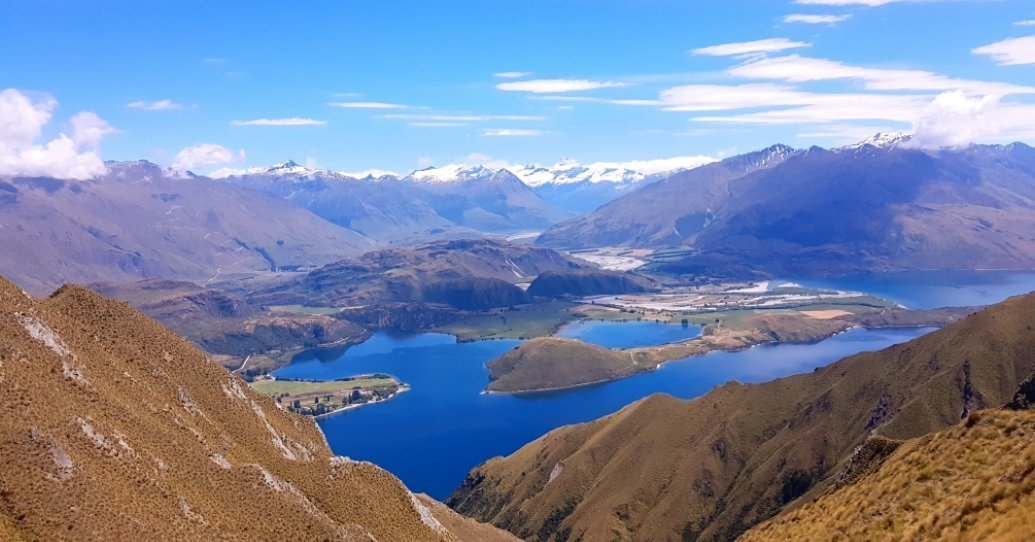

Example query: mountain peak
[843,132,913,150]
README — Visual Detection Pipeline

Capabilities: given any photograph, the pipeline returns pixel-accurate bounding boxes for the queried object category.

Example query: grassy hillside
[740,408,1035,542]
[487,338,638,392]
[448,292,1035,541]
[0,276,512,541]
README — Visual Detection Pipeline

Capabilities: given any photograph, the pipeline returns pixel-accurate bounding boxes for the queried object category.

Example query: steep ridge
[0,276,515,541]
[740,407,1035,542]
[536,145,797,249]
[537,142,1035,277]
[674,143,1035,276]
[448,292,1035,541]
[0,161,373,294]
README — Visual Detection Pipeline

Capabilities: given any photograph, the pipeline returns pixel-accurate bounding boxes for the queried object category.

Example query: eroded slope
[0,276,511,541]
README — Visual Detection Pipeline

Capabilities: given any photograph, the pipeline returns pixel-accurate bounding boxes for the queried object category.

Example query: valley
[9,3,1035,540]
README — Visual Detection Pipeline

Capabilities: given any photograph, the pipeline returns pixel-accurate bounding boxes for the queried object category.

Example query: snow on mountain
[209,155,717,187]
[840,132,913,151]
[402,156,716,187]
[512,156,717,187]
[208,160,396,180]
[404,164,499,183]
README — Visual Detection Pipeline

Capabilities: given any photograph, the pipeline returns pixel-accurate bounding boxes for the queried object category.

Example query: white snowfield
[206,156,718,188]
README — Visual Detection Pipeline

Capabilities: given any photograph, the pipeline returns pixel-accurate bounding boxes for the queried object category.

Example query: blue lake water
[793,270,1035,309]
[275,324,931,499]
[554,319,702,348]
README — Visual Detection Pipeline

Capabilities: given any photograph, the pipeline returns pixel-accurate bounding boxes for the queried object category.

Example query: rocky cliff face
[0,276,515,541]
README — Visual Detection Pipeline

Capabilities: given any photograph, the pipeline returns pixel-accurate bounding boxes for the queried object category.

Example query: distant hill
[739,406,1035,542]
[0,276,516,541]
[538,141,1035,276]
[0,161,374,294]
[448,291,1035,541]
[526,269,657,298]
[248,239,592,310]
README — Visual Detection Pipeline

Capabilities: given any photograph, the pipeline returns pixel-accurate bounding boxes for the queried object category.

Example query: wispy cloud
[481,128,544,136]
[691,38,809,57]
[727,54,1035,94]
[494,71,532,78]
[201,57,228,64]
[1016,20,1035,26]
[230,117,327,126]
[973,36,1035,66]
[783,14,851,24]
[407,122,469,127]
[127,99,182,111]
[330,101,411,109]
[384,114,545,122]
[172,143,245,171]
[496,79,628,93]
[533,95,661,106]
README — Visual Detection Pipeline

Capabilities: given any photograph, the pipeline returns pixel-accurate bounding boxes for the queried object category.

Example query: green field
[249,375,402,417]
[250,376,397,396]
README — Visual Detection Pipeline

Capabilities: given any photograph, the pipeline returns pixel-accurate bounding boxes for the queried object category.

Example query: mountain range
[215,156,714,216]
[539,138,1035,277]
[0,161,374,294]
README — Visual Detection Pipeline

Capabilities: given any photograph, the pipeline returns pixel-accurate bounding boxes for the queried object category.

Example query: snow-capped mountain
[402,156,715,187]
[840,132,913,151]
[209,160,397,181]
[510,156,717,187]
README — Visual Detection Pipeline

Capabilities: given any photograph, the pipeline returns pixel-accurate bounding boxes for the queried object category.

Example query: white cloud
[481,128,544,136]
[172,143,245,172]
[494,71,532,78]
[973,36,1035,66]
[69,112,115,147]
[909,90,999,149]
[533,95,661,106]
[0,88,110,180]
[1016,20,1035,26]
[796,123,908,142]
[496,79,627,93]
[384,113,545,122]
[691,38,809,57]
[783,14,851,24]
[329,101,410,109]
[127,99,182,111]
[728,54,1035,95]
[230,118,326,126]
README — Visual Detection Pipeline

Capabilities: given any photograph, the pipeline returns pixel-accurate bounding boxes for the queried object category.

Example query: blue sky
[2,0,1034,177]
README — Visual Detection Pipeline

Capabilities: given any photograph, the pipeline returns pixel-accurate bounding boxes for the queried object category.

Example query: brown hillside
[486,338,636,392]
[0,276,512,541]
[740,408,1035,542]
[449,292,1035,541]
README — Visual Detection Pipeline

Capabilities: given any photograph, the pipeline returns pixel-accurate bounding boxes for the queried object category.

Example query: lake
[275,323,931,500]
[794,270,1035,309]
[553,318,702,348]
